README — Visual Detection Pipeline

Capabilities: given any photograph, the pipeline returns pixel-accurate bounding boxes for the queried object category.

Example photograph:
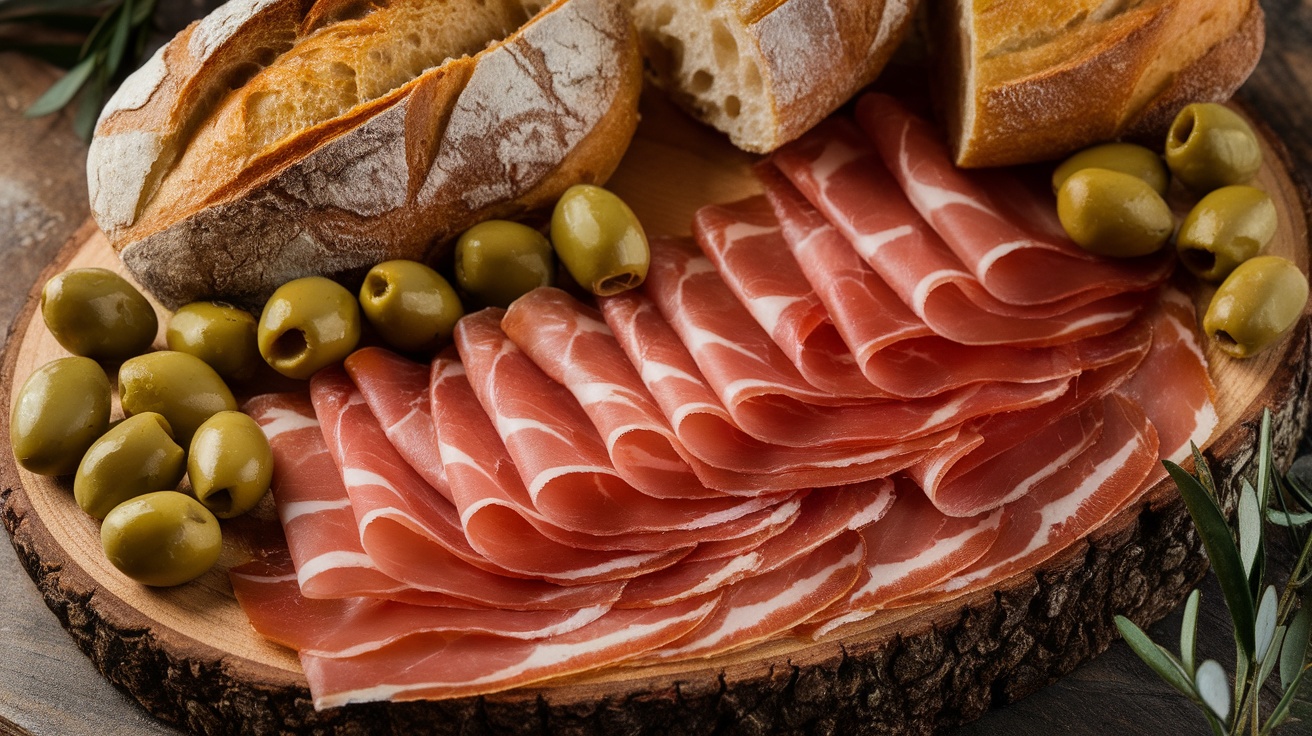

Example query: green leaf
[1182,589,1201,675]
[1265,665,1310,734]
[1257,586,1279,664]
[1281,604,1311,691]
[1258,626,1288,705]
[24,53,95,117]
[1267,508,1312,528]
[1116,615,1199,699]
[1197,659,1231,723]
[72,61,105,140]
[1240,479,1262,582]
[1191,443,1219,497]
[104,0,131,77]
[1167,460,1257,656]
[129,0,154,26]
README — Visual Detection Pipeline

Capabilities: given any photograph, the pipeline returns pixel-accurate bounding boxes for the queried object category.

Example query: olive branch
[1116,410,1312,735]
[0,0,160,139]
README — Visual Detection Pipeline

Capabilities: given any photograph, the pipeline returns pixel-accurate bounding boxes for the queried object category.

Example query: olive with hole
[455,220,554,308]
[101,491,222,587]
[119,350,237,446]
[1051,143,1169,195]
[10,357,111,476]
[1165,102,1262,191]
[550,184,650,296]
[257,276,361,379]
[1203,255,1309,358]
[74,413,186,520]
[188,411,273,519]
[359,260,464,353]
[1056,168,1174,257]
[166,301,261,381]
[41,268,157,361]
[1176,185,1278,282]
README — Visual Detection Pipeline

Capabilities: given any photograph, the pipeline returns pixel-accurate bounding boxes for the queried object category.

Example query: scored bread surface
[88,0,641,308]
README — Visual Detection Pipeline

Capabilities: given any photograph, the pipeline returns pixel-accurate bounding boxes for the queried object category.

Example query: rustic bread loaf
[933,0,1264,168]
[630,0,918,154]
[87,0,642,309]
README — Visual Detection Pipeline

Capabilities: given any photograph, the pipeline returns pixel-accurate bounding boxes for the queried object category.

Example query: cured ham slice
[243,393,464,606]
[856,93,1172,308]
[771,116,1154,346]
[230,550,609,657]
[898,393,1159,607]
[300,596,720,707]
[618,480,893,608]
[312,367,628,609]
[800,481,1002,639]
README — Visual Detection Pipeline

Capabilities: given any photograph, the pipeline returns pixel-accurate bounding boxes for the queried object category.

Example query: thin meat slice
[230,549,610,657]
[639,531,865,662]
[618,480,893,608]
[300,595,720,707]
[800,480,1002,639]
[771,116,1152,346]
[312,367,627,609]
[455,308,793,534]
[692,195,883,398]
[857,93,1172,308]
[898,393,1159,607]
[243,393,463,606]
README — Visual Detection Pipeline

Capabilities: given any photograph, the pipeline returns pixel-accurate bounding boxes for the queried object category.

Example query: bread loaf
[933,0,1264,168]
[630,0,918,154]
[88,0,642,309]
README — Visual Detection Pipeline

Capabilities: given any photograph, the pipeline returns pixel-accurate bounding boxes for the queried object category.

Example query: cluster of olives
[12,269,273,586]
[1054,102,1309,358]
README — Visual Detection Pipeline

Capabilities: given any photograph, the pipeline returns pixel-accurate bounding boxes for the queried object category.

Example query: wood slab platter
[2,93,1311,735]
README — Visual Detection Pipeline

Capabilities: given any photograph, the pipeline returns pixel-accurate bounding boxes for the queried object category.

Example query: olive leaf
[1197,659,1232,723]
[1116,615,1198,699]
[1257,586,1280,665]
[1283,600,1312,690]
[1182,589,1201,676]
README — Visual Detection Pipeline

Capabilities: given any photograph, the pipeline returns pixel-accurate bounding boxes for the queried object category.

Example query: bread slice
[933,0,1264,168]
[88,0,641,309]
[630,0,917,154]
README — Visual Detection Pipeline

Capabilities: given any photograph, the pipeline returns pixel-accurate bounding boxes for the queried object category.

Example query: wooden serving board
[2,93,1310,735]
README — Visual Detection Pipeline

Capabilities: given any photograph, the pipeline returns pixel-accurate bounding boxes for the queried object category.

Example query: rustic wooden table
[1,2,1310,734]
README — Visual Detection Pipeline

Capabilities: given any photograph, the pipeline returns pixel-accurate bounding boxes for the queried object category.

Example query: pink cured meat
[898,393,1159,607]
[429,349,807,553]
[640,531,865,661]
[800,480,1002,638]
[759,162,1095,397]
[344,349,682,584]
[506,288,931,493]
[692,196,884,398]
[300,595,720,707]
[857,93,1173,308]
[230,549,610,657]
[311,367,627,609]
[600,289,954,475]
[455,308,793,534]
[243,393,462,606]
[771,116,1154,346]
[642,236,1075,447]
[617,480,893,608]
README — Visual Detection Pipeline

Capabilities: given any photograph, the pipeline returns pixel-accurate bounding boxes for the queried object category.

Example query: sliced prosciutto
[856,93,1172,308]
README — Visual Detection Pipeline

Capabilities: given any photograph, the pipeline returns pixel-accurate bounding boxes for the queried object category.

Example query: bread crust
[934,0,1264,168]
[89,0,642,308]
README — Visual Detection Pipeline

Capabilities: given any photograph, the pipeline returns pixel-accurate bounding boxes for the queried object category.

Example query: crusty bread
[87,0,641,309]
[933,0,1264,168]
[630,0,918,154]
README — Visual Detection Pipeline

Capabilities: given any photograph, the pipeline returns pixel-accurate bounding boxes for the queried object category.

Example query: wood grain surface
[1,1,1311,734]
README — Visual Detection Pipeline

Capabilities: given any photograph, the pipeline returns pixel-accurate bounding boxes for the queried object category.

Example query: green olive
[119,351,237,446]
[41,268,157,361]
[455,220,554,308]
[1204,255,1309,358]
[166,302,261,382]
[359,260,464,353]
[257,276,361,379]
[1177,185,1278,282]
[187,411,273,519]
[101,491,222,586]
[1051,143,1169,196]
[550,184,650,296]
[1165,103,1262,191]
[10,357,111,476]
[1056,168,1174,258]
[74,413,185,520]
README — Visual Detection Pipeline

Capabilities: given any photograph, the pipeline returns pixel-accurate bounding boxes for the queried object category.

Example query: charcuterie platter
[2,81,1309,733]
